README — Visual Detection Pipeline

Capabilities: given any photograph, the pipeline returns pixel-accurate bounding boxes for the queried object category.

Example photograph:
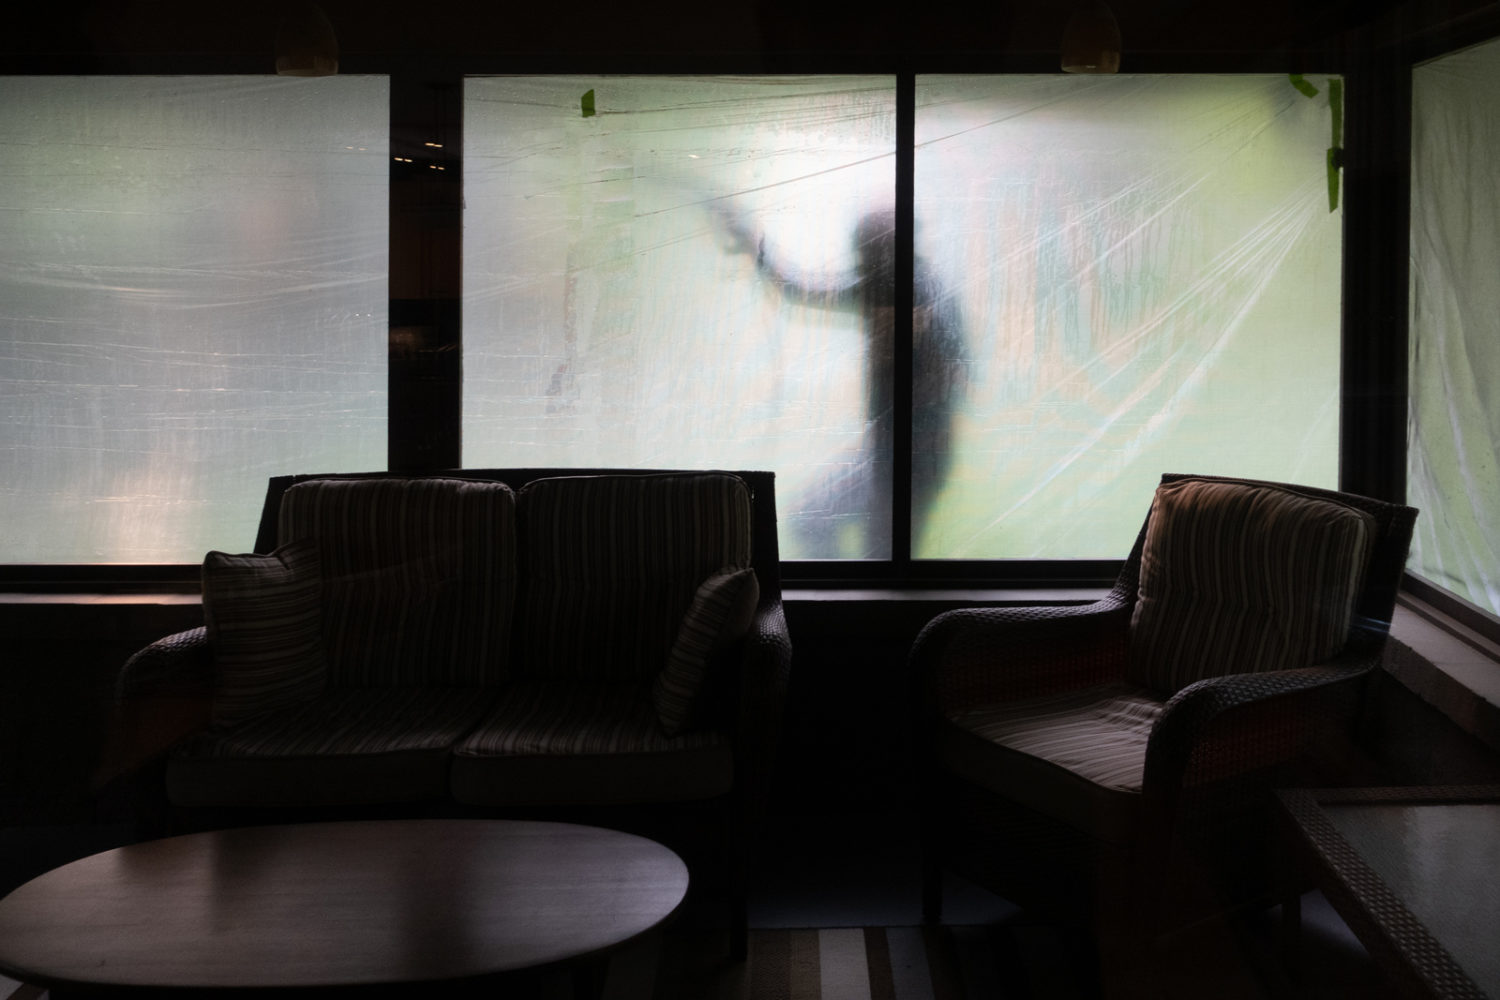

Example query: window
[463,76,899,558]
[1409,38,1500,620]
[463,74,1343,561]
[916,75,1342,558]
[0,76,389,564]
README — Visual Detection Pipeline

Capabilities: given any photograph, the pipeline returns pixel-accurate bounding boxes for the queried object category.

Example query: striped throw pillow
[202,538,327,727]
[653,567,759,737]
[1128,479,1376,695]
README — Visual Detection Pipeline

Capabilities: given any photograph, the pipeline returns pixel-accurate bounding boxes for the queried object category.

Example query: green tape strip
[1289,73,1320,98]
[581,89,596,118]
[1327,147,1341,212]
[1327,78,1344,212]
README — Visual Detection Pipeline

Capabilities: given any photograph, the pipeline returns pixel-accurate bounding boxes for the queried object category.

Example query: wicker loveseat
[111,468,791,955]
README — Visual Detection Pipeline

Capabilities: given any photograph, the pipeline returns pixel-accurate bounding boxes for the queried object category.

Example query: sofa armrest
[117,627,214,699]
[728,599,793,822]
[1143,650,1376,799]
[1133,652,1378,922]
[98,628,215,790]
[910,595,1135,716]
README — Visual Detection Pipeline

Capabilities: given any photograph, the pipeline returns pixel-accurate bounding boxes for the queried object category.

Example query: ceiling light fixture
[1061,0,1122,74]
[275,2,339,77]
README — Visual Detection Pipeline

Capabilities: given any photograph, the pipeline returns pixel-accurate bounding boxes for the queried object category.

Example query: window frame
[1395,13,1500,648]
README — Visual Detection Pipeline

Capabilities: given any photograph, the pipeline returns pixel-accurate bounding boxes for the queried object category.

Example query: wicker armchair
[910,474,1417,986]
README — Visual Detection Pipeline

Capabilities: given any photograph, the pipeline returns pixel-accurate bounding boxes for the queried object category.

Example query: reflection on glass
[0,77,389,563]
[1410,38,1500,617]
[916,75,1342,558]
[463,76,898,558]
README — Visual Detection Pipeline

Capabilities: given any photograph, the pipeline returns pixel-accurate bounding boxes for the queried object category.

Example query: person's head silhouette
[853,208,896,279]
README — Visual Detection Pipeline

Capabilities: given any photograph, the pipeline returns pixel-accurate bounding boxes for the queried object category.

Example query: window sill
[783,586,1109,605]
[3,586,1496,755]
[1387,597,1500,756]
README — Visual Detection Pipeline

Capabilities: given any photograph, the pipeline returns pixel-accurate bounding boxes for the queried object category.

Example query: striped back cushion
[1128,478,1377,695]
[516,474,753,682]
[278,478,516,687]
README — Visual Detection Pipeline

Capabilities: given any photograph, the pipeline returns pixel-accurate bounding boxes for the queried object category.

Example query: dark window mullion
[389,73,463,473]
[1339,41,1409,504]
[893,70,916,570]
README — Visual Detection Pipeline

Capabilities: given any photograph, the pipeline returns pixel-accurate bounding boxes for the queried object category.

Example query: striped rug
[0,927,1094,1000]
[657,925,1095,1000]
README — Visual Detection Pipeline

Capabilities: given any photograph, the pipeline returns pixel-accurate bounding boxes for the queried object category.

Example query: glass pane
[0,77,389,564]
[463,76,896,558]
[1410,39,1500,618]
[915,75,1343,558]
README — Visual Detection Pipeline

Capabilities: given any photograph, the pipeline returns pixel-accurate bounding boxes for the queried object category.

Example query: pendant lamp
[275,2,339,77]
[1061,0,1121,74]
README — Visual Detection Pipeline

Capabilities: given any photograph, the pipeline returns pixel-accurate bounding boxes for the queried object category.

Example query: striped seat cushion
[450,679,733,806]
[516,473,752,682]
[167,687,496,807]
[278,477,516,687]
[937,683,1165,844]
[1127,478,1377,695]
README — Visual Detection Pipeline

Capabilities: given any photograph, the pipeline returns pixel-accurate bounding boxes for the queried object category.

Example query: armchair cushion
[938,682,1164,845]
[1128,478,1376,695]
[201,539,327,728]
[653,567,760,736]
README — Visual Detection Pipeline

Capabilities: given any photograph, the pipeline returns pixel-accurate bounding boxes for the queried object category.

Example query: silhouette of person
[715,204,965,557]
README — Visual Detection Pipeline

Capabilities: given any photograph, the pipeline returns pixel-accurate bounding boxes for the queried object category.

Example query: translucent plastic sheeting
[1410,39,1500,618]
[463,76,898,558]
[916,75,1342,558]
[462,75,1341,560]
[0,77,389,564]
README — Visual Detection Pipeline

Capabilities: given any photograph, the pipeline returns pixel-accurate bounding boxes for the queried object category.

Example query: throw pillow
[1128,478,1376,695]
[202,538,327,727]
[653,567,759,737]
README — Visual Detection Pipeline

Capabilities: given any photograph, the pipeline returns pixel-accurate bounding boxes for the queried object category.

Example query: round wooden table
[0,819,689,997]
